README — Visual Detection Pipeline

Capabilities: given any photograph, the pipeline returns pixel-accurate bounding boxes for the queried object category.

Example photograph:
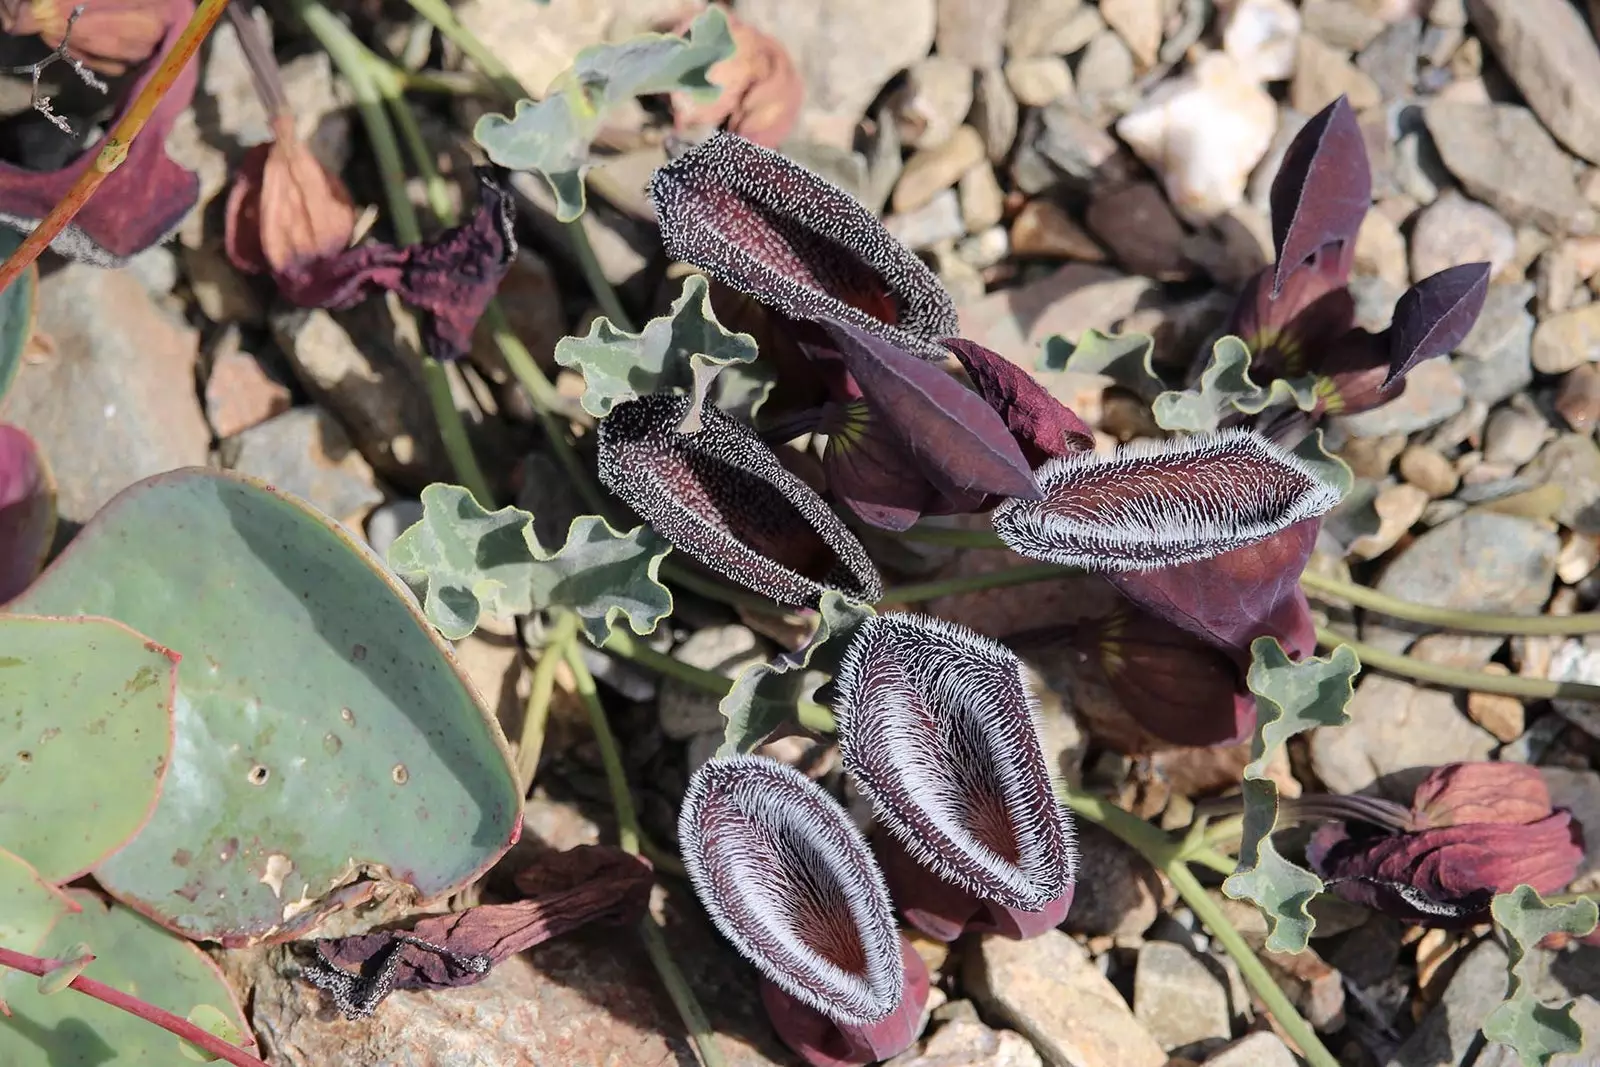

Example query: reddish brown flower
[225,115,357,281]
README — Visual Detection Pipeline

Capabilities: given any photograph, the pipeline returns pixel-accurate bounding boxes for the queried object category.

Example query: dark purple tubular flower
[833,614,1077,942]
[680,756,928,1067]
[1307,763,1586,928]
[1225,95,1491,413]
[597,392,882,607]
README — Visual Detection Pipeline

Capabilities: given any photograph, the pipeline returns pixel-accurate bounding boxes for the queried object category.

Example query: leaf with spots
[389,482,674,645]
[1482,886,1600,1067]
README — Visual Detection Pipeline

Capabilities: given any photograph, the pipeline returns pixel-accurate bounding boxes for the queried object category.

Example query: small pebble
[892,125,986,214]
[1011,199,1107,261]
[1349,483,1429,561]
[1467,667,1526,743]
[1398,444,1460,498]
[1482,402,1550,466]
[1532,302,1600,374]
[1005,56,1074,108]
[1557,532,1600,585]
[959,163,1006,233]
[1409,191,1516,283]
[1555,363,1600,432]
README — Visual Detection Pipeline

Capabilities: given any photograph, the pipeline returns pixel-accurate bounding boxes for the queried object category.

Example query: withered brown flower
[0,0,170,75]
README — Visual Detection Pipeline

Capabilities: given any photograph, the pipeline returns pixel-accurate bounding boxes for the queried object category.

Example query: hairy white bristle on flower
[678,756,905,1025]
[833,614,1076,912]
[991,429,1342,570]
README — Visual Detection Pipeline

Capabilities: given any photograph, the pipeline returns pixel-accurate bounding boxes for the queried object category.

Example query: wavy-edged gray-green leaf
[472,7,733,222]
[389,483,673,645]
[1292,426,1353,499]
[1482,885,1600,1067]
[718,592,873,755]
[1042,328,1162,402]
[1222,637,1360,953]
[553,273,758,419]
[1153,336,1321,432]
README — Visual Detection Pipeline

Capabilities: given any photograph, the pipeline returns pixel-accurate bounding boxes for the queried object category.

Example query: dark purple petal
[275,168,517,362]
[650,132,959,357]
[679,756,906,1027]
[814,320,1040,506]
[1409,762,1556,829]
[1108,519,1321,657]
[1382,262,1491,389]
[761,936,929,1067]
[821,400,947,531]
[1313,329,1394,415]
[872,832,1073,943]
[1225,260,1356,382]
[1269,95,1371,297]
[0,0,198,264]
[992,430,1342,571]
[0,424,54,604]
[1079,603,1258,747]
[598,393,882,606]
[941,338,1096,466]
[834,614,1077,924]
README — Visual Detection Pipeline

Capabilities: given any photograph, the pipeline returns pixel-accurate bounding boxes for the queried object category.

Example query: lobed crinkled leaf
[1044,328,1162,402]
[554,273,758,419]
[944,338,1094,466]
[1222,638,1359,953]
[1384,262,1492,389]
[474,7,733,221]
[0,425,56,604]
[598,393,882,607]
[650,132,959,357]
[719,592,874,755]
[678,756,905,1026]
[1152,336,1320,432]
[992,429,1343,571]
[1291,427,1353,497]
[833,614,1076,918]
[388,483,674,645]
[1482,886,1600,1067]
[1268,95,1370,297]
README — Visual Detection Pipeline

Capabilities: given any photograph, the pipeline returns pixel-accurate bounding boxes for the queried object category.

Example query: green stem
[561,627,725,1067]
[399,0,524,102]
[660,561,787,614]
[895,523,1009,549]
[418,358,496,506]
[518,612,578,794]
[567,220,635,331]
[1301,569,1600,636]
[1059,787,1338,1067]
[881,563,1075,604]
[1315,626,1600,702]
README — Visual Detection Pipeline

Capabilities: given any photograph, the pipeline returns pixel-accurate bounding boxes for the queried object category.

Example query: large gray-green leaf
[1482,885,1600,1067]
[1152,336,1321,432]
[719,593,874,755]
[1292,427,1353,499]
[553,274,758,419]
[473,7,733,221]
[1222,637,1360,953]
[1043,328,1162,402]
[389,483,673,645]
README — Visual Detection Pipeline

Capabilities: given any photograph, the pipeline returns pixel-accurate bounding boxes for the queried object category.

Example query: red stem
[0,945,268,1067]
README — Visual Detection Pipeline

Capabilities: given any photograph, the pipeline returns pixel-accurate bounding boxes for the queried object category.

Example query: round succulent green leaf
[0,891,253,1066]
[0,615,177,883]
[0,227,37,405]
[0,848,78,954]
[12,469,521,944]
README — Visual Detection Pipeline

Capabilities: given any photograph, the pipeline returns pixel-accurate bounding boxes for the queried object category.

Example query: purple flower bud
[833,614,1077,941]
[597,393,882,607]
[942,338,1097,468]
[679,756,925,1065]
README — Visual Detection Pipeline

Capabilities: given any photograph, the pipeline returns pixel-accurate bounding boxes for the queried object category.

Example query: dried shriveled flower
[943,338,1096,467]
[597,392,882,606]
[1307,763,1586,928]
[834,614,1077,941]
[651,131,958,357]
[225,115,357,282]
[680,756,927,1066]
[992,429,1341,571]
[0,0,169,75]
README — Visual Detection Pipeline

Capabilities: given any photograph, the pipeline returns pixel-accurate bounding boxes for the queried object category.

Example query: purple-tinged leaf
[992,430,1342,571]
[598,393,882,607]
[1078,603,1258,747]
[1383,262,1491,389]
[942,338,1095,466]
[816,320,1040,506]
[1226,259,1356,381]
[650,132,959,357]
[1109,519,1322,657]
[678,756,911,1034]
[0,424,54,605]
[762,936,929,1067]
[833,614,1076,935]
[1269,95,1371,297]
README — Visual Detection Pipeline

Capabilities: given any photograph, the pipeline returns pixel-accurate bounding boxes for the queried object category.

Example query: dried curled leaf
[597,393,882,607]
[671,4,803,148]
[1151,336,1320,433]
[1222,638,1360,954]
[650,132,959,357]
[474,7,734,221]
[679,756,904,1025]
[553,273,757,419]
[992,429,1342,571]
[1269,95,1370,296]
[1482,886,1600,1067]
[388,482,674,644]
[834,614,1076,934]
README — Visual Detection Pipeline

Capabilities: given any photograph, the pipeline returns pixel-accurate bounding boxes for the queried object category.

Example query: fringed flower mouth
[833,614,1076,938]
[597,392,882,606]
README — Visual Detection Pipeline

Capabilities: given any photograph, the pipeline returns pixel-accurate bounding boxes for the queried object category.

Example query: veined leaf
[553,273,758,419]
[1152,336,1320,433]
[1482,885,1600,1067]
[1222,637,1360,953]
[389,484,673,645]
[1043,328,1162,402]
